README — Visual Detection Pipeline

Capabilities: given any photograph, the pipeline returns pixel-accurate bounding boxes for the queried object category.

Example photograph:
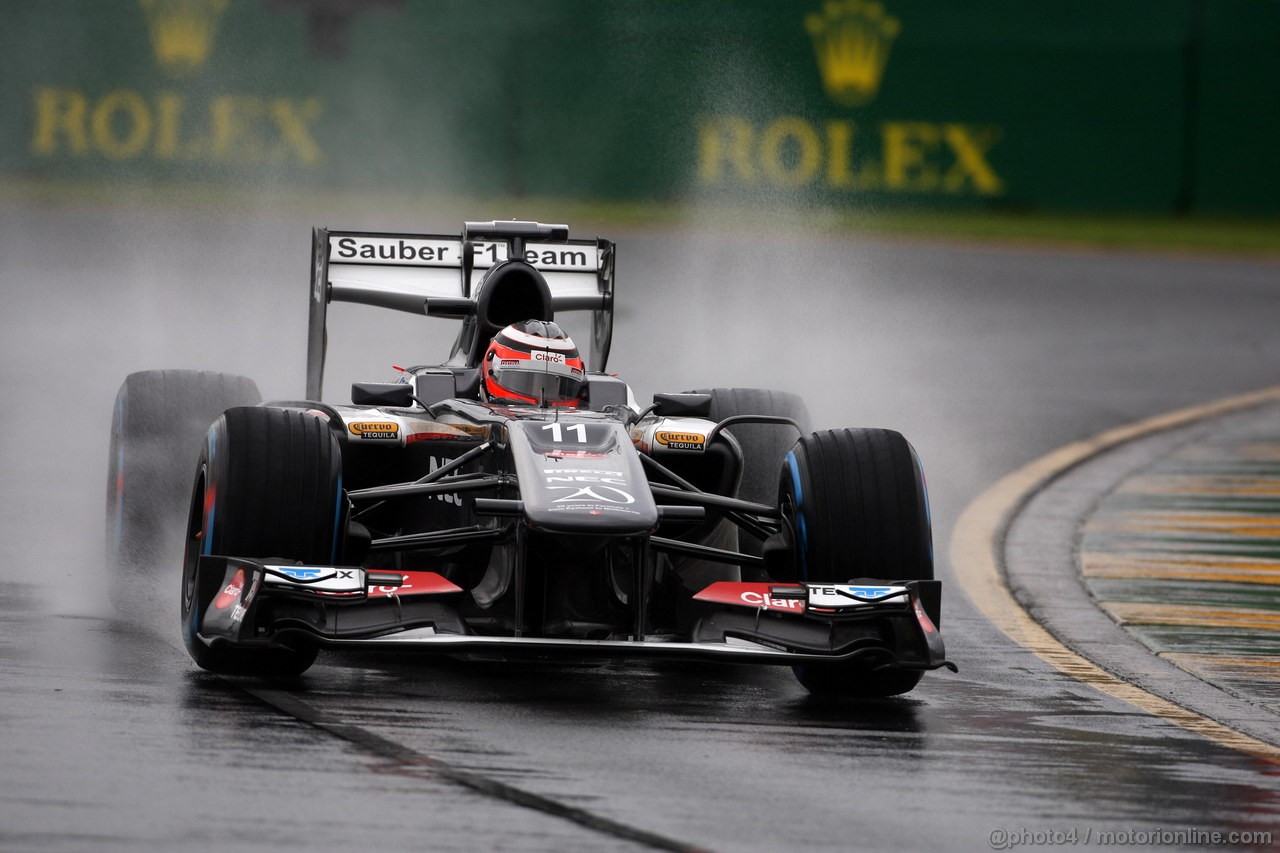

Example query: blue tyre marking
[202,505,215,556]
[201,429,216,557]
[191,432,218,645]
[330,472,343,564]
[786,450,809,582]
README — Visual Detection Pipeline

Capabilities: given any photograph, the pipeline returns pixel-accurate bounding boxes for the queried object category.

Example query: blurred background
[4,0,1278,217]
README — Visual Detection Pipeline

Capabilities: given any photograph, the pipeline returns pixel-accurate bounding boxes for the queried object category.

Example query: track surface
[2,203,1279,851]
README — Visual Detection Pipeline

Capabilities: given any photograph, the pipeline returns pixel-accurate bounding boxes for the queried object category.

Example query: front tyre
[780,428,933,698]
[180,407,343,676]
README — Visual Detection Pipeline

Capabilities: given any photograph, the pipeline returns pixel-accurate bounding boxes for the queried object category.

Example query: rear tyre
[180,407,342,676]
[696,388,812,506]
[106,371,260,597]
[694,388,811,560]
[780,428,933,698]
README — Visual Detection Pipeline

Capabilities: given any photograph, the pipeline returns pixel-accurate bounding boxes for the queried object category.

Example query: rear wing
[306,221,615,400]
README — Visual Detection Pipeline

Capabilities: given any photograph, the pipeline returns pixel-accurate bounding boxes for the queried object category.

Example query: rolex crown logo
[805,0,901,107]
[138,0,229,77]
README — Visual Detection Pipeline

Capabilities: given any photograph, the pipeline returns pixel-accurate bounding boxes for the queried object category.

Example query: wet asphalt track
[2,200,1279,851]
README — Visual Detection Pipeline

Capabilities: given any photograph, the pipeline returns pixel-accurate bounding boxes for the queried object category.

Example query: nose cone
[507,419,658,535]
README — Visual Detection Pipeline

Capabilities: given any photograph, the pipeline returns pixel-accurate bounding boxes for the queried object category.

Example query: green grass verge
[829,210,1280,256]
[7,177,1279,258]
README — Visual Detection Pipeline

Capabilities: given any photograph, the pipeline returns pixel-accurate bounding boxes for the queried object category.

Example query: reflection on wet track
[2,203,1279,850]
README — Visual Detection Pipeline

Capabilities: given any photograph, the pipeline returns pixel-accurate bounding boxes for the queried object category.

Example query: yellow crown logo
[138,0,229,77]
[805,0,901,107]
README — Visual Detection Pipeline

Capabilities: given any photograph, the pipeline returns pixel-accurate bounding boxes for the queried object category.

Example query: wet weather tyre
[180,406,343,677]
[782,428,932,583]
[106,370,261,588]
[781,428,933,698]
[695,388,811,564]
[696,388,811,506]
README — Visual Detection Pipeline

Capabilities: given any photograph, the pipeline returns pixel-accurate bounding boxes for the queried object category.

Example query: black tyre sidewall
[204,407,343,567]
[782,428,933,584]
[180,407,341,676]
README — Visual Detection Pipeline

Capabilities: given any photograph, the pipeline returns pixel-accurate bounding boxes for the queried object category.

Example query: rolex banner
[2,1,1276,214]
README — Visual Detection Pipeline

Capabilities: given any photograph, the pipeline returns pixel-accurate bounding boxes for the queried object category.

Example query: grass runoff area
[9,178,1280,259]
[831,209,1280,257]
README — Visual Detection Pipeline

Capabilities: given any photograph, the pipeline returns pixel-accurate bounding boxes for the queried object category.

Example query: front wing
[191,556,955,671]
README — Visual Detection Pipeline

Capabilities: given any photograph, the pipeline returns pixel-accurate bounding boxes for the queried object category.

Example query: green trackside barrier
[1192,0,1280,214]
[2,0,1277,214]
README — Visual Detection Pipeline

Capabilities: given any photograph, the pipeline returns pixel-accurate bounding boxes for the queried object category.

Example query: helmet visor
[495,368,583,403]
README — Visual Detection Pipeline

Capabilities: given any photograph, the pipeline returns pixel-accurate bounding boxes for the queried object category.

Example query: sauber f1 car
[107,220,954,697]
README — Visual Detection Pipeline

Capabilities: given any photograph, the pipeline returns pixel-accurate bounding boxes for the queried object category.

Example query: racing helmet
[482,319,585,406]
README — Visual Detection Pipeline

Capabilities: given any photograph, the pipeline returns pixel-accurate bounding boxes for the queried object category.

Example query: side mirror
[413,371,457,406]
[652,392,712,418]
[586,374,628,410]
[352,382,414,407]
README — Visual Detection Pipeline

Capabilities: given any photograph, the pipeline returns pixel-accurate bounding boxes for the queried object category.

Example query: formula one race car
[106,220,953,697]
